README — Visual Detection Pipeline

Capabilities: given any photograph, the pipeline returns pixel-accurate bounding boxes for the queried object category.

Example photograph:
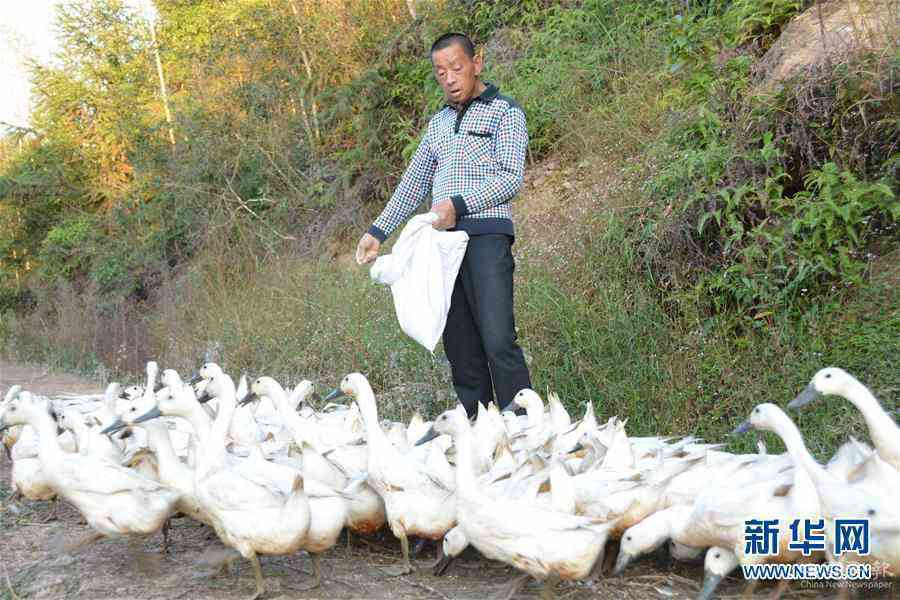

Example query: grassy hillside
[2,0,898,458]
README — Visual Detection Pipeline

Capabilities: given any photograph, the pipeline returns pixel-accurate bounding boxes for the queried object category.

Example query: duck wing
[203,467,286,511]
[59,455,170,496]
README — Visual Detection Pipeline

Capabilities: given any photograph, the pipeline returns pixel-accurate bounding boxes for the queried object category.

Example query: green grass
[150,253,459,424]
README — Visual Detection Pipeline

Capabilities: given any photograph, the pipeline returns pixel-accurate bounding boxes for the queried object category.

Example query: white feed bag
[370,212,469,353]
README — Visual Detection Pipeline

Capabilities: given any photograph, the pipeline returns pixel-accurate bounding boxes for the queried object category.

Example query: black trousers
[442,233,532,417]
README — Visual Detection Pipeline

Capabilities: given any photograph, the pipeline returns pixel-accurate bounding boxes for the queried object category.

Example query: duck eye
[626,535,632,541]
[714,552,721,558]
[825,373,832,379]
[868,509,875,516]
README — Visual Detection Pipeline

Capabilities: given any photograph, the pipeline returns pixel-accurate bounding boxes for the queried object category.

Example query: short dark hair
[430,33,475,58]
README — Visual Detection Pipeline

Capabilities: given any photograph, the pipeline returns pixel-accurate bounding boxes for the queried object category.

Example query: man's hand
[431,199,457,230]
[356,233,380,264]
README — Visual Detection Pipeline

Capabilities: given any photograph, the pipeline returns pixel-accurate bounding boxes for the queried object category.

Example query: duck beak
[188,371,202,385]
[323,388,346,402]
[132,406,163,425]
[731,420,751,435]
[196,390,212,404]
[415,426,440,446]
[239,391,259,407]
[697,572,723,600]
[101,417,128,436]
[612,551,632,576]
[0,420,9,435]
[788,383,818,410]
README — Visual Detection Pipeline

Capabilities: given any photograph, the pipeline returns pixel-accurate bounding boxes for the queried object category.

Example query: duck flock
[1,363,897,600]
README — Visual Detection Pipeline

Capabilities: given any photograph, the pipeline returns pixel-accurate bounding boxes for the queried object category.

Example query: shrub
[725,0,807,47]
[36,214,97,282]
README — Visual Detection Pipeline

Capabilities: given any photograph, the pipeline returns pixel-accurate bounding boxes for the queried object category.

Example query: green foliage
[37,214,97,281]
[647,108,733,201]
[489,1,668,154]
[655,127,898,316]
[791,164,896,272]
[642,3,899,321]
[724,0,805,46]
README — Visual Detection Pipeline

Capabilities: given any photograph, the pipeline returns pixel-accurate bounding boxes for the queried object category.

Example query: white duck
[417,405,619,600]
[471,402,508,475]
[59,407,124,464]
[4,388,57,503]
[660,449,793,508]
[92,382,129,426]
[698,546,741,600]
[228,374,267,449]
[189,369,348,572]
[241,377,350,589]
[244,376,385,537]
[547,391,572,431]
[5,390,77,505]
[105,394,211,527]
[136,361,161,410]
[326,373,456,575]
[789,367,900,469]
[511,389,554,451]
[172,364,313,598]
[723,403,867,597]
[613,471,792,572]
[1,384,24,456]
[747,402,900,585]
[739,402,900,513]
[823,484,900,576]
[0,393,179,544]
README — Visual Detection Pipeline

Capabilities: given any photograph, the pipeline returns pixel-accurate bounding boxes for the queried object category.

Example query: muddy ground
[0,360,887,599]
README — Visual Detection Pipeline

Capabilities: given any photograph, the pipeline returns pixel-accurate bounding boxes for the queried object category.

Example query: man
[356,32,531,417]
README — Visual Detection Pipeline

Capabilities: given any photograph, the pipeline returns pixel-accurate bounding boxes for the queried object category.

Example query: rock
[755,0,896,94]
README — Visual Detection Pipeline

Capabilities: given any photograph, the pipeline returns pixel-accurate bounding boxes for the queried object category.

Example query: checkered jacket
[368,83,528,243]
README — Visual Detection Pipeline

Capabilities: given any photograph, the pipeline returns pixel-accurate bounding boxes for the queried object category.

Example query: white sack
[370,212,469,353]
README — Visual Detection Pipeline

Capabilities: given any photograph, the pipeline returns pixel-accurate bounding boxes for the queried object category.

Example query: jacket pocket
[463,133,495,169]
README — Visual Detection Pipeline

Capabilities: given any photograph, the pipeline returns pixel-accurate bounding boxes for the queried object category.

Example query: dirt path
[1,360,105,398]
[0,360,869,599]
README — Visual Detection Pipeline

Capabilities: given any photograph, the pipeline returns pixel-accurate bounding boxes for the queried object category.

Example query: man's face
[431,43,483,107]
